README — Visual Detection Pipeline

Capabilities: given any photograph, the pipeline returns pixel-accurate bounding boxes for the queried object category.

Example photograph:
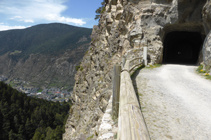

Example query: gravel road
[132,64,211,140]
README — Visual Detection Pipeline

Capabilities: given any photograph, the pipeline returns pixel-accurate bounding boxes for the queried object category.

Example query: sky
[0,0,102,31]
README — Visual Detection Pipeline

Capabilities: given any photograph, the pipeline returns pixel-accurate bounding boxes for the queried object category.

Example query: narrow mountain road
[132,64,211,140]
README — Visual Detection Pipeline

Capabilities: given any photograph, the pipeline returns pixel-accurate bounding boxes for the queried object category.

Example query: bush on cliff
[95,0,106,20]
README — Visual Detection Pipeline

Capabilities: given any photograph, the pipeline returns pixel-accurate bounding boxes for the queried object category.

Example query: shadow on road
[131,68,143,109]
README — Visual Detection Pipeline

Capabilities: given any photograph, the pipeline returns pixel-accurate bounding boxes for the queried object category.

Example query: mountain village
[0,75,71,102]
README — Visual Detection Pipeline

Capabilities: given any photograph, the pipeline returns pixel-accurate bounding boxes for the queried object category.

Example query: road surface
[132,64,211,140]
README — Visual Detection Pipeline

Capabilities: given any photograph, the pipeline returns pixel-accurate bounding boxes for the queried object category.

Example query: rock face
[63,0,211,139]
[202,1,211,70]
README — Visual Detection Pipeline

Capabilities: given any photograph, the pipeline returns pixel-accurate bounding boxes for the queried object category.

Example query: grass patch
[139,93,143,96]
[141,107,146,113]
[130,65,145,77]
[196,65,211,80]
[10,50,22,55]
[196,64,206,73]
[114,133,117,139]
[112,113,118,123]
[75,65,80,71]
[205,75,211,80]
[87,134,94,140]
[38,89,43,92]
[131,64,161,77]
[146,64,162,69]
[9,81,16,87]
[80,67,84,71]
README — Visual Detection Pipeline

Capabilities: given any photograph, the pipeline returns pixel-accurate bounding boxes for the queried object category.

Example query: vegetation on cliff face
[95,0,106,20]
[0,82,71,140]
[63,0,124,138]
[0,23,92,90]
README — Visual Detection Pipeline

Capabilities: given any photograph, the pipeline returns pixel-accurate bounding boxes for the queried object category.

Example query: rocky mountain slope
[0,23,92,90]
[64,0,211,139]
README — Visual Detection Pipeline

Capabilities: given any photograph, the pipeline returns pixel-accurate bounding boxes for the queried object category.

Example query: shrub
[95,0,106,20]
[75,65,80,71]
[197,65,206,73]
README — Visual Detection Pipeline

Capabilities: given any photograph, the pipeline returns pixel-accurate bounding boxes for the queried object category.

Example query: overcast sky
[0,0,101,31]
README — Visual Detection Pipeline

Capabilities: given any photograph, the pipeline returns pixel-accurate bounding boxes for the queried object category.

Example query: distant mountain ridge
[0,23,92,59]
[0,23,92,90]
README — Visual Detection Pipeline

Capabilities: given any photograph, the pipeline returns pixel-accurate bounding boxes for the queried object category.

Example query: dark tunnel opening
[163,31,203,64]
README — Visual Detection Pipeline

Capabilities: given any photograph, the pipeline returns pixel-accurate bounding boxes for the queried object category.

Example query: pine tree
[9,130,15,140]
[0,110,3,137]
[95,0,106,20]
[25,118,33,139]
[45,127,53,140]
[32,130,41,140]
[0,81,71,140]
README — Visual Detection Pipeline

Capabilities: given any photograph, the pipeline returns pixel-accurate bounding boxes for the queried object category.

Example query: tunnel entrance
[163,31,203,64]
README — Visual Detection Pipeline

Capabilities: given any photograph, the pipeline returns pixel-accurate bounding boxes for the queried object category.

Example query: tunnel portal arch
[162,31,204,64]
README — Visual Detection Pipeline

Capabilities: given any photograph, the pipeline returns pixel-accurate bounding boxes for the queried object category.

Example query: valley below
[0,23,92,92]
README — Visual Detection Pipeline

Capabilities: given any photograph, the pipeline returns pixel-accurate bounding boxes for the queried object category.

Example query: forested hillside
[0,23,92,90]
[0,23,91,59]
[0,82,71,140]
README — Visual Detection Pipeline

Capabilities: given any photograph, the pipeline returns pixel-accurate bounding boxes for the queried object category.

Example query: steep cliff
[202,1,211,70]
[64,0,211,139]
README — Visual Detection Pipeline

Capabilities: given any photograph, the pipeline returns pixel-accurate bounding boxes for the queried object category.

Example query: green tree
[9,129,18,140]
[2,102,10,138]
[18,125,25,136]
[10,103,18,117]
[32,130,41,140]
[53,113,63,126]
[95,0,106,20]
[25,118,34,139]
[0,111,3,136]
[11,92,17,103]
[45,127,53,140]
[52,126,63,140]
[0,82,71,140]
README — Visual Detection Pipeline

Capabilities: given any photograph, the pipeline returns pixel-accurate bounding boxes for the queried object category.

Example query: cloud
[44,14,85,25]
[10,16,34,23]
[0,24,27,31]
[10,16,22,19]
[0,0,86,25]
[24,19,34,23]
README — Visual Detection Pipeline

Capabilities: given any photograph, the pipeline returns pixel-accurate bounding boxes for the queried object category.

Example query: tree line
[0,82,71,140]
